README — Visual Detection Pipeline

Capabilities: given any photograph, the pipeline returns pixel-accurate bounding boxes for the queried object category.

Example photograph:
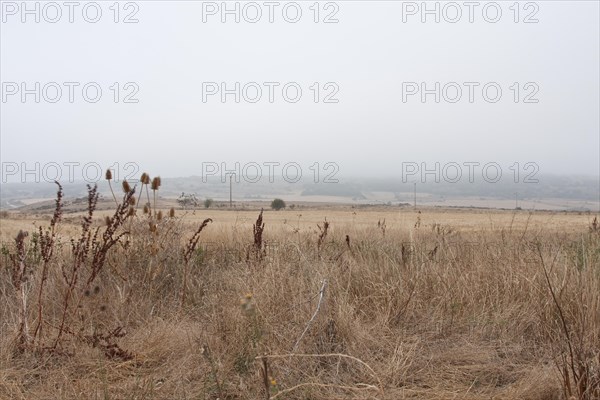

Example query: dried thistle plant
[151,176,161,191]
[83,326,134,361]
[135,172,151,214]
[317,218,329,253]
[151,176,161,216]
[181,218,213,307]
[32,182,63,345]
[9,229,30,351]
[414,210,422,229]
[247,209,266,262]
[53,184,134,350]
[590,216,599,233]
[377,219,386,237]
[122,180,131,193]
[105,169,119,207]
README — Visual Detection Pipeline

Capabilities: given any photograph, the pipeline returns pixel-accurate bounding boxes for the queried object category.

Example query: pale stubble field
[0,200,598,399]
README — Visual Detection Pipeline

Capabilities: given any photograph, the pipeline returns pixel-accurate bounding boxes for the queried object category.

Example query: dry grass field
[0,180,599,400]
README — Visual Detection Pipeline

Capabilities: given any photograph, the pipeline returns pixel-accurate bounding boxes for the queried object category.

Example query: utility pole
[229,174,233,208]
[413,182,417,209]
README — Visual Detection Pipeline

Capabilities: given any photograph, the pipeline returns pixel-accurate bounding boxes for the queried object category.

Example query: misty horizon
[1,1,599,181]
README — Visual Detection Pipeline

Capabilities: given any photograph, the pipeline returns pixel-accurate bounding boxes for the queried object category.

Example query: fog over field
[1,1,599,195]
[1,173,599,212]
[2,3,600,399]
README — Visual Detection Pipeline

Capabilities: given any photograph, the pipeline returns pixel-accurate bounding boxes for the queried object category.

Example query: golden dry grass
[0,200,598,400]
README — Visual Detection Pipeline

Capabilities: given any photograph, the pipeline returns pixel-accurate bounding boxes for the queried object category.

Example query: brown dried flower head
[16,230,28,242]
[151,176,161,191]
[122,180,131,193]
[105,169,113,180]
[140,173,150,185]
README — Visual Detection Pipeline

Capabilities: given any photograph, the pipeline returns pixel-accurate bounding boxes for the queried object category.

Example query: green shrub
[270,198,286,210]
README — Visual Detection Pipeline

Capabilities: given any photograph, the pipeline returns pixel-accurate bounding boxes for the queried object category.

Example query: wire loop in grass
[255,352,384,398]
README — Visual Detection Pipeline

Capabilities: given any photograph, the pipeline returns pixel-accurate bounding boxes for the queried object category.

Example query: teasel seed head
[104,216,111,226]
[157,211,163,221]
[149,222,157,233]
[128,206,135,217]
[143,204,150,214]
[122,180,131,193]
[129,196,136,206]
[151,176,161,191]
[140,172,150,185]
[169,207,175,218]
[16,230,28,242]
[105,169,113,180]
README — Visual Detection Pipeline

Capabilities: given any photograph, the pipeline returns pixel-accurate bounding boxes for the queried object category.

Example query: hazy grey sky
[1,1,599,183]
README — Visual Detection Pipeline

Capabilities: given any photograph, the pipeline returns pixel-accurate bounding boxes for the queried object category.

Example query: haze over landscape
[1,1,599,195]
[1,2,600,400]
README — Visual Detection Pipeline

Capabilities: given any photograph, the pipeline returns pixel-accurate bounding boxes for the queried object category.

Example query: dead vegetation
[0,175,599,399]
